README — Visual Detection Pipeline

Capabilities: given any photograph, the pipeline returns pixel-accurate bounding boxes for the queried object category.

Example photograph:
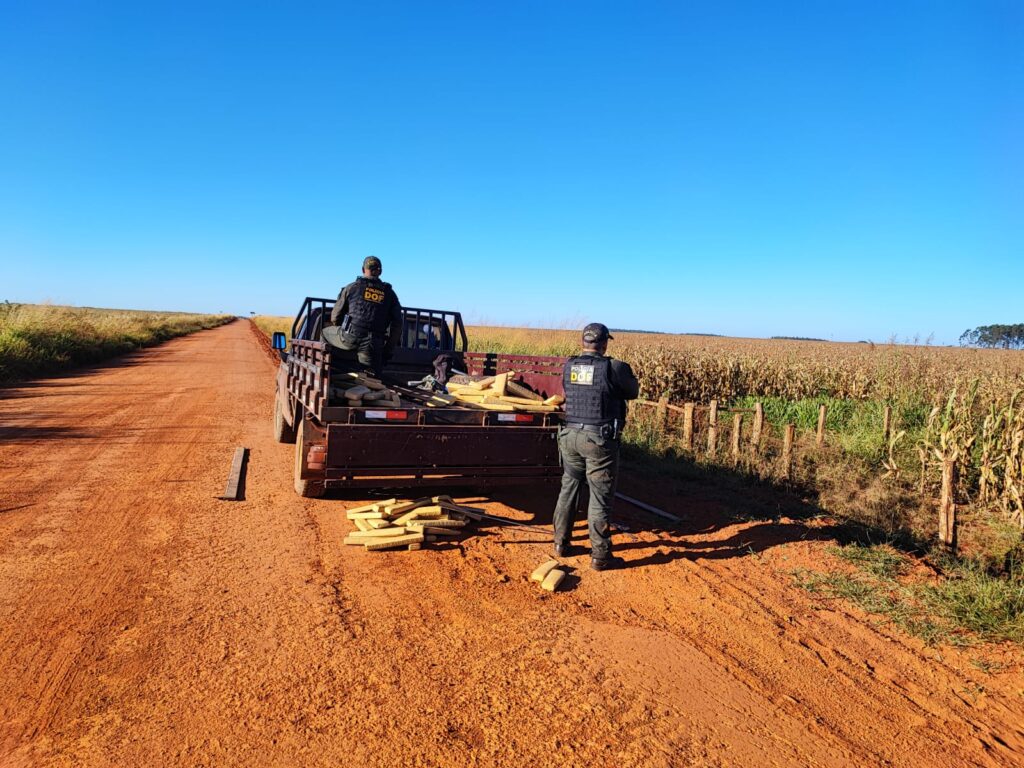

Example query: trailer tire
[274,395,297,444]
[294,411,325,498]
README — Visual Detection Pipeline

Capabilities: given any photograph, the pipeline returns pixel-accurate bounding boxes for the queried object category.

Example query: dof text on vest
[346,277,391,334]
[562,355,618,426]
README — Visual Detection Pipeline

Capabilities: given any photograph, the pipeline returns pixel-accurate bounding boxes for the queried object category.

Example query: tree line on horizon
[959,324,1024,350]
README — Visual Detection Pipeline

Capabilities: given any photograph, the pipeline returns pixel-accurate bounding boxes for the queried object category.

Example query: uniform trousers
[552,426,620,561]
[332,330,386,377]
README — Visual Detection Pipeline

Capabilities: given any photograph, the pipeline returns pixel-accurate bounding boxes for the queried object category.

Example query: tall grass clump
[0,302,233,382]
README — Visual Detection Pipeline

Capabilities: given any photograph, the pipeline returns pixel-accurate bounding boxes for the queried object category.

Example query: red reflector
[386,410,408,420]
[497,413,536,423]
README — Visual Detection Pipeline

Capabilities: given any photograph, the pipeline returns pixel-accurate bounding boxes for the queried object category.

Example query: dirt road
[1,320,1021,767]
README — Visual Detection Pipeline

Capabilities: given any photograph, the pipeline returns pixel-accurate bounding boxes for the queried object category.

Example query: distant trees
[959,324,1024,349]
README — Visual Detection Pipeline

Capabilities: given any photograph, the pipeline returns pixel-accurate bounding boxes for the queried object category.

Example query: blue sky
[1,1,1020,344]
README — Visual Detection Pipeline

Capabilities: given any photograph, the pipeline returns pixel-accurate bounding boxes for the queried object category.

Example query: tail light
[307,444,326,470]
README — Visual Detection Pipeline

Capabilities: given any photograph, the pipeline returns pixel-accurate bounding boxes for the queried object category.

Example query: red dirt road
[1,320,1021,767]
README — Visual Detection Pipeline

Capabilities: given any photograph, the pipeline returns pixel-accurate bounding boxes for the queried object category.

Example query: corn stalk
[919,384,978,501]
[881,428,906,481]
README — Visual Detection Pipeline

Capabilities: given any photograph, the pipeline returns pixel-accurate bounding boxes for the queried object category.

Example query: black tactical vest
[345,277,393,334]
[562,355,619,426]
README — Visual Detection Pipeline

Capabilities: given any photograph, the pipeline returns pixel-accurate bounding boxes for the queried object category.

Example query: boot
[590,555,626,571]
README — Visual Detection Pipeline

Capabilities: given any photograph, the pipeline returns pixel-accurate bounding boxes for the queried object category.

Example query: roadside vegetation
[0,302,233,383]
[252,315,292,347]
[794,542,1024,646]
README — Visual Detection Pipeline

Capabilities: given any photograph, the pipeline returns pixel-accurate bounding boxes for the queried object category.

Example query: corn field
[469,326,1024,405]
[470,326,1024,538]
[921,385,1024,529]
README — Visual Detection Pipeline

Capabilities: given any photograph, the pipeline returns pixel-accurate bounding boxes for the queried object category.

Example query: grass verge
[252,315,293,348]
[794,542,1024,646]
[0,302,234,382]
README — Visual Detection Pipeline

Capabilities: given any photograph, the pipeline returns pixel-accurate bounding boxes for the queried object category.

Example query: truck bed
[283,338,565,490]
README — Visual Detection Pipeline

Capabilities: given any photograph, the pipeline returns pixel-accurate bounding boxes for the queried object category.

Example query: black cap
[363,255,382,270]
[582,323,613,343]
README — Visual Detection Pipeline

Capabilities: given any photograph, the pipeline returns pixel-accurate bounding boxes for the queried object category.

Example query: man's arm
[386,291,403,351]
[330,284,352,325]
[609,359,640,400]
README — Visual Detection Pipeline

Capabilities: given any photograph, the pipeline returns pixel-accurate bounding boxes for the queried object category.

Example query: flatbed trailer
[273,297,566,496]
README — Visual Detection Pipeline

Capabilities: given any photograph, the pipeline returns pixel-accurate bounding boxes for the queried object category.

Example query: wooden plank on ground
[218,447,249,501]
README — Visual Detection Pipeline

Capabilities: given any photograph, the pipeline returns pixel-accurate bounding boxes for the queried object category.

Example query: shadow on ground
[482,443,883,570]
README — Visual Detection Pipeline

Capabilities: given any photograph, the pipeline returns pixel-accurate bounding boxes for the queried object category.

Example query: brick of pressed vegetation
[541,569,566,592]
[365,533,425,551]
[530,560,559,583]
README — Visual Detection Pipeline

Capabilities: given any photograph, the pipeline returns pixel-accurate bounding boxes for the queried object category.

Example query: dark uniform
[553,323,639,568]
[326,256,402,377]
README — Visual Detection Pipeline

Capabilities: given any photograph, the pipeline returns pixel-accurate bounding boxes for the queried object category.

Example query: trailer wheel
[294,411,325,498]
[274,394,296,444]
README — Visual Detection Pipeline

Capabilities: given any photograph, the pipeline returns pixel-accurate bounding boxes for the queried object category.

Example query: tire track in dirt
[1,320,1022,767]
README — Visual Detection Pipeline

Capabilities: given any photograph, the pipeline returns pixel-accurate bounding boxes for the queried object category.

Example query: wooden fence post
[939,458,958,552]
[782,424,795,481]
[682,403,695,451]
[707,400,718,456]
[883,406,892,443]
[816,404,827,448]
[731,412,743,464]
[750,402,764,455]
[656,396,669,434]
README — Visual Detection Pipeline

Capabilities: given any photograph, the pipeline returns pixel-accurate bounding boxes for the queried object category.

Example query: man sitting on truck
[323,255,403,377]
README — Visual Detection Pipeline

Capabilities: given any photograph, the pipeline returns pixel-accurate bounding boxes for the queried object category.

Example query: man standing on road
[324,256,403,377]
[553,322,639,571]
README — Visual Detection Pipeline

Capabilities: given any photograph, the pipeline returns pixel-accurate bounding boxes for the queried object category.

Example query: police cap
[582,323,614,343]
[363,255,382,270]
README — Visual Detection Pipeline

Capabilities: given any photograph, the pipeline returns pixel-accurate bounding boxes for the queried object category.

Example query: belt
[564,422,610,433]
[343,317,379,335]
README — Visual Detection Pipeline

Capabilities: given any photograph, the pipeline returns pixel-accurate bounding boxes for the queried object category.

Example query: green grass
[833,541,909,579]
[0,302,233,382]
[795,542,1024,646]
[731,394,932,461]
[795,568,951,645]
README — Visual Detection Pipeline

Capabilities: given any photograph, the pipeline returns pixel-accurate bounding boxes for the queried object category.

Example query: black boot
[553,542,579,558]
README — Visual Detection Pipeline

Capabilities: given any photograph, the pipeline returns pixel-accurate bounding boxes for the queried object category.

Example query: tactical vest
[562,355,619,426]
[345,277,393,334]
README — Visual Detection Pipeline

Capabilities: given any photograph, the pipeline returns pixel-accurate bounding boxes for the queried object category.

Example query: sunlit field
[0,303,233,382]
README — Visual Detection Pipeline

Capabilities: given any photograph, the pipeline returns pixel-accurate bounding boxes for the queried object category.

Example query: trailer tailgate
[326,424,559,469]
